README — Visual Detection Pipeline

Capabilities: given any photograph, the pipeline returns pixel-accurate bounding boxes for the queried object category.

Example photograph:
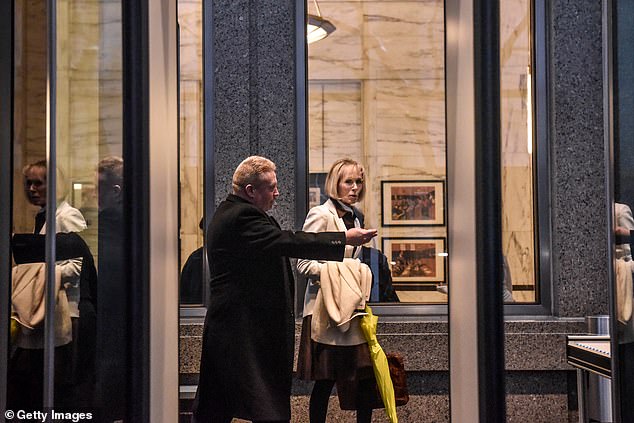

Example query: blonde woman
[297,158,375,423]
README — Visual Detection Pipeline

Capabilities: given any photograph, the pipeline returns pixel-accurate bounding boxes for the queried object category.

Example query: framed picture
[381,180,445,226]
[382,237,446,286]
[308,172,328,209]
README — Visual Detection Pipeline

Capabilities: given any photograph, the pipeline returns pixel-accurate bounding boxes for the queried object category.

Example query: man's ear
[244,184,256,199]
[113,184,122,200]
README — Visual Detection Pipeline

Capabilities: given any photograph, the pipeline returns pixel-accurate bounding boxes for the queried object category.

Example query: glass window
[307,0,447,304]
[10,0,127,417]
[178,0,205,307]
[307,0,544,306]
[500,0,537,304]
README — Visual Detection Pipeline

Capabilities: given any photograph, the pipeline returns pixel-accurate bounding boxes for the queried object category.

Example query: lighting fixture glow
[438,252,449,257]
[307,0,336,44]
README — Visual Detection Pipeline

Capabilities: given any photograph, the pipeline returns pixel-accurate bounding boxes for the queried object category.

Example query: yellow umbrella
[360,305,398,423]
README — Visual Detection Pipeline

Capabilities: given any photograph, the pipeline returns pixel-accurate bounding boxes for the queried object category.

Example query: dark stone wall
[549,0,609,317]
[211,0,298,229]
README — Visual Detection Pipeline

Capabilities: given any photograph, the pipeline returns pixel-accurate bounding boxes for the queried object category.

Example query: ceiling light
[307,1,336,44]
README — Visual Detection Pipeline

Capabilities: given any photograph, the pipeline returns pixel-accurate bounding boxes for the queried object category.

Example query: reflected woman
[296,158,375,423]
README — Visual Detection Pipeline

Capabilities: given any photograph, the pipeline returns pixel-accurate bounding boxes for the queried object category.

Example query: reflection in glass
[500,0,537,304]
[9,160,94,411]
[611,3,634,419]
[9,0,125,417]
[178,0,205,306]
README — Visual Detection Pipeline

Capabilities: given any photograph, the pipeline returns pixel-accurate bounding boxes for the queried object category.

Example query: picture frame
[381,180,445,226]
[382,237,446,286]
[308,172,328,209]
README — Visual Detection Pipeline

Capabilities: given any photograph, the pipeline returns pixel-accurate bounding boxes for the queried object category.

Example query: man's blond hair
[232,156,277,193]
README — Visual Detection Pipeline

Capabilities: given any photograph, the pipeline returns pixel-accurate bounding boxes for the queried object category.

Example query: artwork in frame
[308,172,328,209]
[382,237,446,286]
[381,180,445,226]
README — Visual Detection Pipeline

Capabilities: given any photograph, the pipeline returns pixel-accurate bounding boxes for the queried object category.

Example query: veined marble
[179,79,204,263]
[309,0,535,302]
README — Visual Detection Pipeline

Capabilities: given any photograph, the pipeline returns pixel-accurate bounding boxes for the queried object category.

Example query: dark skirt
[297,315,377,410]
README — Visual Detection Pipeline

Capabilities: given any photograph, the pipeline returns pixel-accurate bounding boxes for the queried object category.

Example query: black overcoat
[193,195,346,422]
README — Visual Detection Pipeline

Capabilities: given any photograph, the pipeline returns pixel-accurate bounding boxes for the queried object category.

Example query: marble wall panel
[13,0,45,234]
[180,164,203,250]
[309,82,363,173]
[503,166,535,232]
[308,85,324,171]
[501,71,532,163]
[180,80,203,159]
[68,79,100,175]
[502,166,536,290]
[322,83,363,166]
[503,230,536,290]
[98,1,123,79]
[500,0,530,68]
[501,0,535,295]
[178,1,202,81]
[309,1,445,82]
[98,78,123,155]
[363,1,444,80]
[369,80,446,177]
[68,1,100,74]
[308,2,364,80]
[178,3,204,268]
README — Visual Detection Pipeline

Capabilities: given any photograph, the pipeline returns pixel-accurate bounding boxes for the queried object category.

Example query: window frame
[298,0,553,316]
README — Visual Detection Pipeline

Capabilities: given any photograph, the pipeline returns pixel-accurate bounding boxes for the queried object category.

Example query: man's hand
[345,228,378,246]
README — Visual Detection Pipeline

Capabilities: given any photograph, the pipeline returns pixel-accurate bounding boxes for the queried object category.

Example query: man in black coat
[192,156,376,423]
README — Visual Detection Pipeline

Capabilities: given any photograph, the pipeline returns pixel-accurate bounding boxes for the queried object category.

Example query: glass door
[1,1,153,420]
[608,0,634,420]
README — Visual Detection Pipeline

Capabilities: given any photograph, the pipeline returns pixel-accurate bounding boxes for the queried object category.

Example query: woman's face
[337,165,363,206]
[24,166,47,207]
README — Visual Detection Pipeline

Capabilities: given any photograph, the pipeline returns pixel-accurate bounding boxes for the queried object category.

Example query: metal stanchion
[585,315,613,423]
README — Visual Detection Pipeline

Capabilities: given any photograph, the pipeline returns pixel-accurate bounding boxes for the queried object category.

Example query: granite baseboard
[180,371,576,422]
[181,318,586,373]
[180,318,586,421]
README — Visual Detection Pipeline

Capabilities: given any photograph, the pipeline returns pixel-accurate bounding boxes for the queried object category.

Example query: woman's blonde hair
[232,156,277,193]
[324,158,365,202]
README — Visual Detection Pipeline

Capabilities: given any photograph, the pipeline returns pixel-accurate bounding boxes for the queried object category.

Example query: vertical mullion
[295,0,307,231]
[203,0,215,306]
[122,0,150,421]
[43,0,58,410]
[474,0,506,421]
[0,0,13,414]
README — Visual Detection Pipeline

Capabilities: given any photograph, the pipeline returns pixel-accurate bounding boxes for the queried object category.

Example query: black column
[0,0,13,414]
[122,1,150,421]
[474,0,506,421]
